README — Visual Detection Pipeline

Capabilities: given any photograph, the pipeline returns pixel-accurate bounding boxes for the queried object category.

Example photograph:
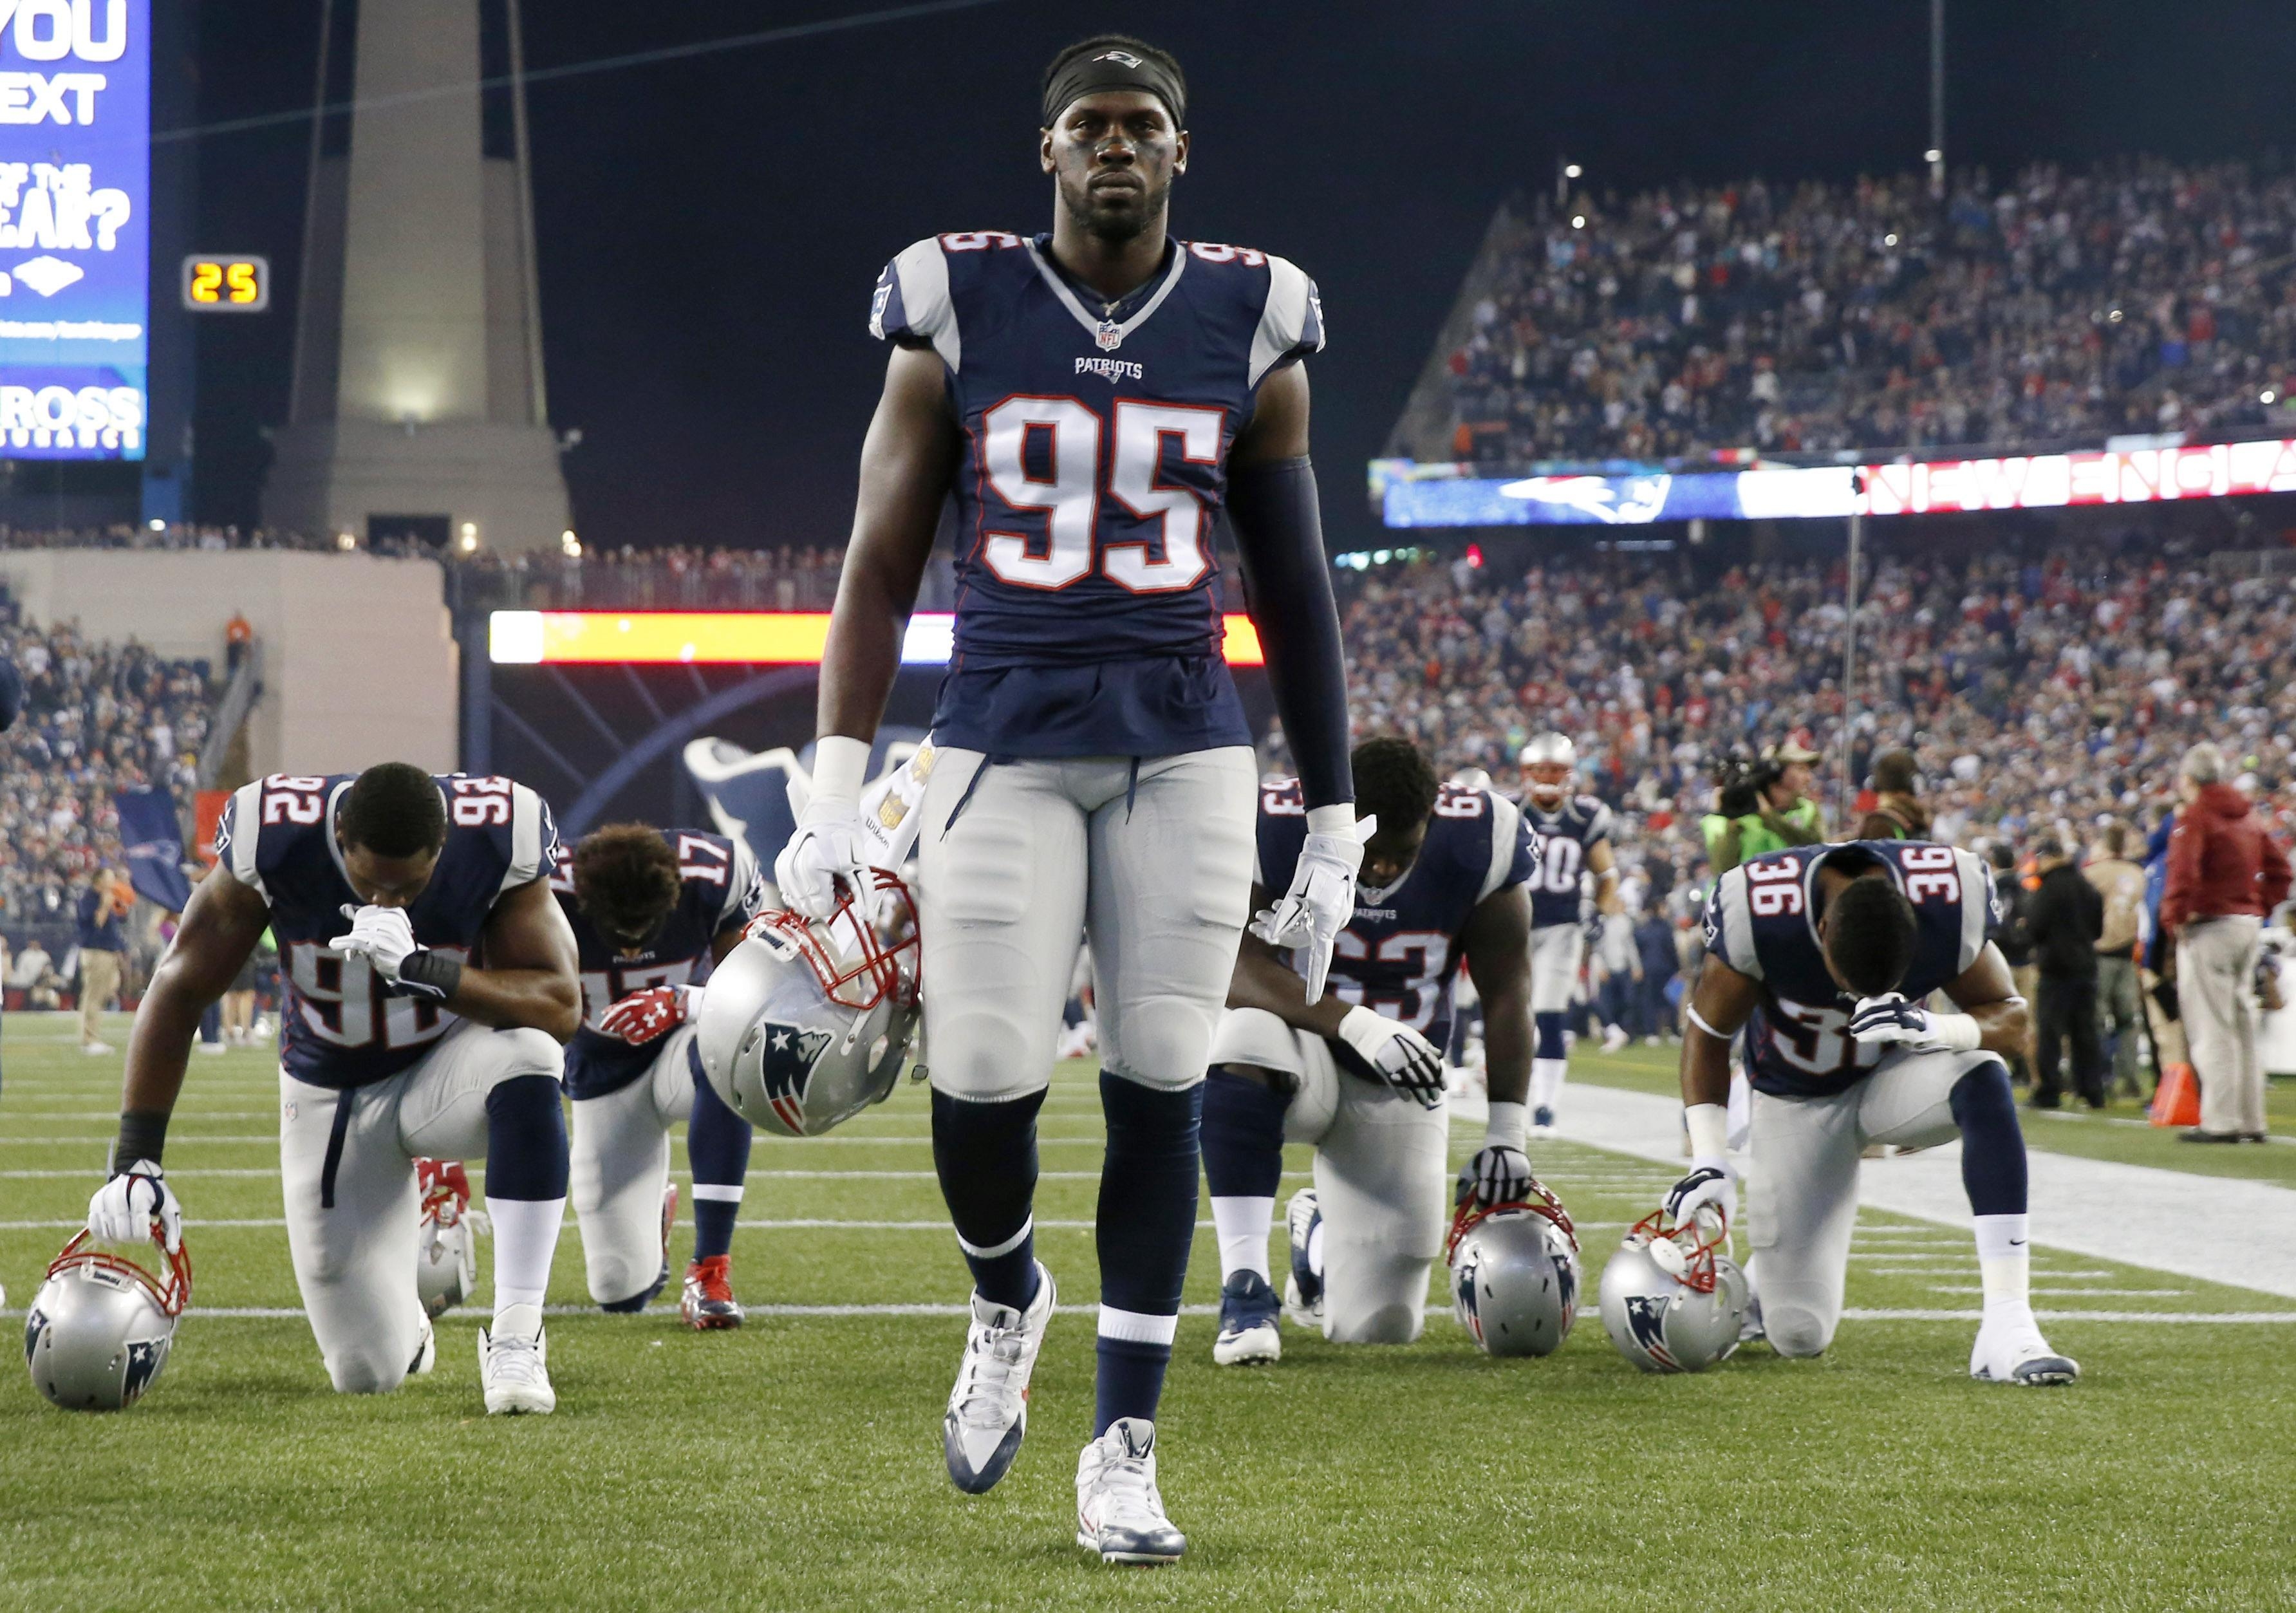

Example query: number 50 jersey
[214,772,560,1091]
[870,230,1323,761]
[1702,840,1999,1099]
[1255,778,1537,1053]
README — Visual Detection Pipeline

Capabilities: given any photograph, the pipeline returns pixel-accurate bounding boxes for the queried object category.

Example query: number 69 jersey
[213,772,560,1092]
[1255,778,1537,1051]
[870,230,1323,761]
[1702,840,1999,1099]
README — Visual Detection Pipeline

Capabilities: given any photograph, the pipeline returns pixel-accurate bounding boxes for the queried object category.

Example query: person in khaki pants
[75,868,129,1054]
[2163,745,2293,1142]
[2086,823,2149,1099]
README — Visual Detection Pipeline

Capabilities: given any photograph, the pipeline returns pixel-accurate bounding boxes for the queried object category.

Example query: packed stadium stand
[1395,160,2296,467]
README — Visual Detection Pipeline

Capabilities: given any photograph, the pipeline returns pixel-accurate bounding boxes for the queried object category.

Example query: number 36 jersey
[214,772,560,1091]
[1255,778,1536,1054]
[1702,840,1998,1099]
[870,230,1323,760]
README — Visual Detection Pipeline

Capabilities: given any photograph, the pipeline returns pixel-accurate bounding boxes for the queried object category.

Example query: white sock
[1210,1195,1274,1283]
[489,1195,565,1314]
[1531,1059,1567,1112]
[1973,1213,2031,1314]
[1305,1217,1325,1280]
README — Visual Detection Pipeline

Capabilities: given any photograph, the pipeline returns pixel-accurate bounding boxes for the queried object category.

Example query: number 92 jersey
[1702,840,1998,1099]
[214,773,560,1092]
[1255,778,1536,1052]
[870,230,1323,760]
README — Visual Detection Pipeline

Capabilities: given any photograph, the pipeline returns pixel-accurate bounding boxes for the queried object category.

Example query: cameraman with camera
[1701,740,1827,874]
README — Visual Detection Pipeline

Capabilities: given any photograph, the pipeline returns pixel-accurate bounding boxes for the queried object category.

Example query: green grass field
[3,1012,2293,1610]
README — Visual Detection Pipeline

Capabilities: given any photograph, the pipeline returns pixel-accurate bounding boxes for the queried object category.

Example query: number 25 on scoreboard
[181,255,270,313]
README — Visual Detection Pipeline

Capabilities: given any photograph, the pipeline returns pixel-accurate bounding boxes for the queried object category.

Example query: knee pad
[599,1273,667,1314]
[487,1074,572,1200]
[1764,1308,1835,1359]
[1323,1288,1426,1347]
[327,1351,407,1395]
[1948,1055,2017,1130]
[1103,1001,1217,1094]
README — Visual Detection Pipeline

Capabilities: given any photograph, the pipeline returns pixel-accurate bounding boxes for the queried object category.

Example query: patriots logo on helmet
[759,1021,834,1134]
[1094,49,1143,66]
[1553,1255,1578,1316]
[24,1307,44,1366]
[1624,1293,1681,1370]
[1452,1260,1485,1346]
[122,1338,169,1404]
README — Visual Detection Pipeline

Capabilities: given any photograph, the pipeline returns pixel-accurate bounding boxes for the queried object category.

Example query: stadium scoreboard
[181,255,269,312]
[0,0,149,459]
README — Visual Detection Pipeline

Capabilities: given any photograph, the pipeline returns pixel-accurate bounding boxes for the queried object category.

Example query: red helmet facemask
[1628,1206,1727,1294]
[46,1226,192,1319]
[1447,1177,1578,1266]
[747,869,921,1017]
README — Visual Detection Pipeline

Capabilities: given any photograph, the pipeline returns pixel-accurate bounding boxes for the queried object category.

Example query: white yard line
[1548,1082,2296,1300]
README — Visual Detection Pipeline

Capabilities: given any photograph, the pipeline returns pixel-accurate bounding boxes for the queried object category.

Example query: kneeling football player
[1665,839,2078,1385]
[90,765,581,1413]
[554,823,765,1326]
[1202,738,1541,1360]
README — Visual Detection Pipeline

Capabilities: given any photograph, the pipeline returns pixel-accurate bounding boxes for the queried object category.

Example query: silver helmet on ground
[25,1226,191,1410]
[414,1157,480,1319]
[696,870,922,1139]
[1598,1207,1749,1373]
[1446,1179,1582,1357]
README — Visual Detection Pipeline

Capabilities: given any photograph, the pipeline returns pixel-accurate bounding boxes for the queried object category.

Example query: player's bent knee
[1765,1307,1836,1358]
[1948,1056,2016,1125]
[1327,1304,1426,1347]
[484,1027,566,1086]
[327,1350,409,1395]
[597,1274,666,1313]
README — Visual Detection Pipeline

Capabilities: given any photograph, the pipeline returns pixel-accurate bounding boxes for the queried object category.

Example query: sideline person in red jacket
[2162,743,2293,1142]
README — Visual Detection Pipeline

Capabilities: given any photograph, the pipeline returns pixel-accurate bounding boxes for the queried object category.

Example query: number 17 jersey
[870,230,1324,760]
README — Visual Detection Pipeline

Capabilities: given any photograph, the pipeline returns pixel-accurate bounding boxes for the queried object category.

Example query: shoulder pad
[870,237,963,371]
[1246,251,1325,387]
[1704,866,1764,978]
[1576,796,1615,841]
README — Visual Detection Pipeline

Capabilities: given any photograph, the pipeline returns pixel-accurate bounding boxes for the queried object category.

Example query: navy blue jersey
[1703,841,1997,1099]
[1255,778,1536,1052]
[551,828,765,1099]
[871,231,1323,758]
[216,773,560,1091]
[1520,794,1614,930]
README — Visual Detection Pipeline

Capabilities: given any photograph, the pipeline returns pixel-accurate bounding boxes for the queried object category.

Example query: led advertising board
[489,611,1269,667]
[0,0,148,458]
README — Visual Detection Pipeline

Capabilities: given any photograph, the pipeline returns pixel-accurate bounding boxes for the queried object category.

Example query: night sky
[187,0,2296,552]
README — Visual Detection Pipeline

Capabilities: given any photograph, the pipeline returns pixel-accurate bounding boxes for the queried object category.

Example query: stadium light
[147,518,163,532]
[1885,233,1899,247]
[489,611,1265,667]
[561,529,582,557]
[1571,214,1586,230]
[336,532,357,552]
[458,522,480,553]
[1564,163,1582,180]
[1924,148,1943,164]
[2264,390,2279,405]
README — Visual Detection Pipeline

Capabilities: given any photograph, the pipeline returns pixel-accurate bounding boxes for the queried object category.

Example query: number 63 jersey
[1702,840,1999,1098]
[1255,778,1536,1052]
[870,230,1323,761]
[213,772,560,1091]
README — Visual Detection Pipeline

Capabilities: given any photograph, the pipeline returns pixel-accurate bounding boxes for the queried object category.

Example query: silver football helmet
[696,870,921,1139]
[1446,1179,1582,1357]
[414,1158,479,1319]
[25,1226,191,1410]
[1520,732,1576,808]
[1598,1208,1750,1374]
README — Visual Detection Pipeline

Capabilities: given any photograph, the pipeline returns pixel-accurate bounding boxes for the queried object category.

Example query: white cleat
[1076,1418,1185,1565]
[1282,1189,1325,1330]
[409,1314,436,1377]
[943,1262,1056,1494]
[1601,1024,1630,1054]
[82,1040,113,1056]
[479,1303,556,1414]
[1970,1309,2079,1386]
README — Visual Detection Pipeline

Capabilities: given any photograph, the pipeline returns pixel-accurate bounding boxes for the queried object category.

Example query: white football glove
[1336,1003,1445,1110]
[774,737,877,922]
[1462,1144,1535,1207]
[1251,811,1376,1004]
[89,1159,182,1254]
[1849,992,1981,1052]
[1661,1162,1735,1236]
[328,904,418,982]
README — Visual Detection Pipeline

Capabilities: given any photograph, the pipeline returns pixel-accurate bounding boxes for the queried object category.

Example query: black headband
[1041,46,1185,131]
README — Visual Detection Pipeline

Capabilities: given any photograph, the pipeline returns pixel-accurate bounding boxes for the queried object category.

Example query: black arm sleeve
[1226,456,1352,811]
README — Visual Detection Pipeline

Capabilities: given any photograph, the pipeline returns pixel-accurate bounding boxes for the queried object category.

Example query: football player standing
[1665,839,2079,1385]
[1516,733,1620,1132]
[781,36,1359,1564]
[1201,738,1539,1360]
[89,765,582,1412]
[554,823,766,1327]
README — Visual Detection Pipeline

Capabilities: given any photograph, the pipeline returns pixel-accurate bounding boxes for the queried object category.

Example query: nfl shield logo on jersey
[1095,319,1123,351]
[760,1023,834,1133]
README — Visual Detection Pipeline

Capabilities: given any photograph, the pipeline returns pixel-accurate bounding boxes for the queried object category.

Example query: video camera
[1710,753,1782,819]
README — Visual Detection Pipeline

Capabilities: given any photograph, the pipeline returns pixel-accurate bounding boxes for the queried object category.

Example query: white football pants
[916,747,1256,1102]
[1527,923,1584,1015]
[1208,1005,1450,1344]
[278,1017,563,1394]
[1746,1045,1999,1358]
[568,1025,702,1307]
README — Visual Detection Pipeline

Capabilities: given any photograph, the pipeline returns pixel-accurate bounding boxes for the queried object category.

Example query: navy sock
[1094,1072,1201,1435]
[931,1087,1046,1310]
[687,1047,752,1262]
[1200,1067,1289,1198]
[1535,1012,1568,1062]
[1950,1058,2028,1217]
[484,1074,569,1200]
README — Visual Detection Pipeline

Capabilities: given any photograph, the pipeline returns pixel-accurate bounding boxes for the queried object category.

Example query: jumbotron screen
[0,0,149,459]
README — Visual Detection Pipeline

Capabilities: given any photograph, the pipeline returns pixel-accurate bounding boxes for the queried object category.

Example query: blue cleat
[1212,1270,1282,1365]
[1282,1188,1324,1330]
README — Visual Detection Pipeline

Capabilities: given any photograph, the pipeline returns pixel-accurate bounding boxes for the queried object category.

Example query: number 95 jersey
[870,230,1323,760]
[1702,840,1997,1099]
[1255,778,1536,1051]
[213,772,560,1092]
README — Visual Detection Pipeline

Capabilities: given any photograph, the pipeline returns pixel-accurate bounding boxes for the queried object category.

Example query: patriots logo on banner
[1625,1293,1680,1370]
[759,1021,834,1134]
[122,1338,169,1404]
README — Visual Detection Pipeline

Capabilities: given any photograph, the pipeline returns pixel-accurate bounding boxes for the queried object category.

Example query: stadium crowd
[1435,160,2296,464]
